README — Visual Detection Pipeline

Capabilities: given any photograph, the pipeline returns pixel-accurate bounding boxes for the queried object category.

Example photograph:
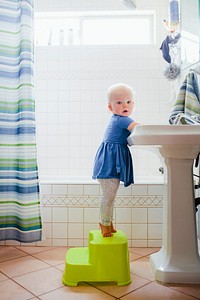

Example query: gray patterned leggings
[98,178,120,226]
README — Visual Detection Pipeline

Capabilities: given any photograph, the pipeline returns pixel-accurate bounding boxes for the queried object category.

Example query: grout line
[165,285,200,300]
[119,281,153,299]
[5,276,37,299]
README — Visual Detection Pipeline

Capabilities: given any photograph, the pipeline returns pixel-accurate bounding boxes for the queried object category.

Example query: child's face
[108,88,134,117]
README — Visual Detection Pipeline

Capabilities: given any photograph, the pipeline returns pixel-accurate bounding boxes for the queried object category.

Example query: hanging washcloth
[160,36,172,63]
[160,33,181,64]
[169,72,200,123]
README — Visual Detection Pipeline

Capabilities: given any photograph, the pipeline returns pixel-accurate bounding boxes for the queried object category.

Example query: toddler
[92,83,139,237]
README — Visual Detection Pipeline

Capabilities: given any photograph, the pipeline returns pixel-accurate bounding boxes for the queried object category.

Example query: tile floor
[0,244,200,300]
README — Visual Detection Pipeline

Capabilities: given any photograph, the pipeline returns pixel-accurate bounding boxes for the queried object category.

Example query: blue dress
[92,114,134,187]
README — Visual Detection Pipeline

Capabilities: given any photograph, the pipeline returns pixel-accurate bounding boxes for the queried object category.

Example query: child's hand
[127,122,140,131]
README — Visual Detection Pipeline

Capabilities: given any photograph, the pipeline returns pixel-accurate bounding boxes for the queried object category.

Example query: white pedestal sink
[128,125,200,284]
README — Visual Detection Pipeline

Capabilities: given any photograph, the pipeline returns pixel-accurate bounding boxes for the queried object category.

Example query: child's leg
[110,199,117,233]
[98,178,120,236]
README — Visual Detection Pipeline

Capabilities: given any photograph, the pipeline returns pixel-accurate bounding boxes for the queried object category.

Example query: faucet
[173,113,200,125]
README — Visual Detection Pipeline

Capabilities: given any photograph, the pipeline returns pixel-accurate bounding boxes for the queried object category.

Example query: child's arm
[127,121,140,131]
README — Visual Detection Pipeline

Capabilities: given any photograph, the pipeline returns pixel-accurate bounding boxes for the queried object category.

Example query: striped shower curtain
[0,0,42,242]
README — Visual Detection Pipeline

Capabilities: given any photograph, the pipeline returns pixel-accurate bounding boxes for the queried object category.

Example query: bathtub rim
[39,175,164,185]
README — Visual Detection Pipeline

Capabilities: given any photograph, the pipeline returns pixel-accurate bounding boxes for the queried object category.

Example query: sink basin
[128,124,200,146]
[128,125,200,284]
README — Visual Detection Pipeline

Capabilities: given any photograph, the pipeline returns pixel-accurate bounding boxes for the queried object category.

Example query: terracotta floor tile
[33,247,67,266]
[14,266,63,296]
[129,251,141,261]
[88,273,150,298]
[0,246,199,300]
[54,263,65,272]
[16,246,58,255]
[169,283,200,299]
[0,279,33,300]
[129,247,160,257]
[0,272,8,282]
[121,281,197,299]
[0,256,49,278]
[130,257,154,281]
[39,283,115,300]
[0,246,27,263]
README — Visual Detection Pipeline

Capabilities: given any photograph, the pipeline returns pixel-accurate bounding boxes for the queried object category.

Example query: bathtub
[35,174,164,248]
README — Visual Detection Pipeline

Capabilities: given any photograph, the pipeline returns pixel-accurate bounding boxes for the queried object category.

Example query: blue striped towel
[169,72,200,124]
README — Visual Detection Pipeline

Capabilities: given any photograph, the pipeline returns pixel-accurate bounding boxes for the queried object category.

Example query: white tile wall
[26,182,164,247]
[68,208,83,223]
[148,208,163,223]
[19,0,176,248]
[132,208,147,223]
[116,208,132,223]
[35,0,171,179]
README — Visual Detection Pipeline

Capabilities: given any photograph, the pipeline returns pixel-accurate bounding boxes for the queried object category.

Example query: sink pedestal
[150,154,200,283]
[127,125,200,284]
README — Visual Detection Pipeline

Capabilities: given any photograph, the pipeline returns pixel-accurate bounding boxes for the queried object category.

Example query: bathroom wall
[2,180,163,247]
[35,0,172,179]
[11,0,171,247]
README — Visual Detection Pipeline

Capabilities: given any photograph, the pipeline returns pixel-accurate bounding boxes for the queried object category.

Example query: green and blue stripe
[0,0,42,243]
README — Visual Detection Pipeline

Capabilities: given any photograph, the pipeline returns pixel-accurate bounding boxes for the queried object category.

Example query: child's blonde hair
[107,83,135,103]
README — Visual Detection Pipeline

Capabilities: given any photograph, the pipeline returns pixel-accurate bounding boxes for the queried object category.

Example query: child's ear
[108,103,113,112]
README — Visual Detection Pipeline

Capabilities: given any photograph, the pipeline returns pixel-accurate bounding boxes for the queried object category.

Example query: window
[35,11,155,46]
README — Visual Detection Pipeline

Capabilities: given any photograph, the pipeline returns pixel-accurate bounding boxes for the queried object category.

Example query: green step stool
[62,230,131,287]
